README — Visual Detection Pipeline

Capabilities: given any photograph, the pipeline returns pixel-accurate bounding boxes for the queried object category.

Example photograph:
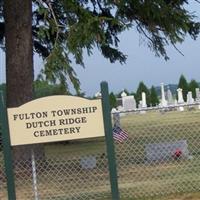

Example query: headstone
[195,88,200,109]
[122,95,136,111]
[117,105,124,111]
[195,88,200,101]
[141,92,147,108]
[80,156,97,169]
[160,83,168,107]
[145,140,189,162]
[95,92,102,98]
[177,88,184,111]
[138,93,147,114]
[121,91,127,98]
[177,88,184,103]
[187,91,194,104]
[166,87,173,105]
[111,108,117,113]
[117,105,125,116]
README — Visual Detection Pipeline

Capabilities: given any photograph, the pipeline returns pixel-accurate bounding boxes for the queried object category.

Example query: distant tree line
[0,80,83,99]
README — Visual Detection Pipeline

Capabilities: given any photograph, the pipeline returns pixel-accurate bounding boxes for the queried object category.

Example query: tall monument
[160,83,168,107]
[177,88,184,104]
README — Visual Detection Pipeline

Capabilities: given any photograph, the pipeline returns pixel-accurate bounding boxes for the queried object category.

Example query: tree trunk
[4,0,33,107]
[4,0,44,161]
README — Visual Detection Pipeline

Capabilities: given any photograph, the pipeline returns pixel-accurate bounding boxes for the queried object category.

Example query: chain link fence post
[0,90,16,200]
[101,81,120,200]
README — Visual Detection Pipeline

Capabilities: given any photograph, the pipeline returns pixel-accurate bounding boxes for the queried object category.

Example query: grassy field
[1,109,200,199]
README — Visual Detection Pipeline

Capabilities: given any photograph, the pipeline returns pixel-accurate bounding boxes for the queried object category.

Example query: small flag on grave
[112,126,128,143]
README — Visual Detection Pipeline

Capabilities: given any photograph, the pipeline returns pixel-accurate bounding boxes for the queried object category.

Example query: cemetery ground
[1,108,200,199]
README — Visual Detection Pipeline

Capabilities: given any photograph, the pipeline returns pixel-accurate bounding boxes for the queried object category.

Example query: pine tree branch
[45,0,60,43]
[136,21,154,44]
[172,43,184,56]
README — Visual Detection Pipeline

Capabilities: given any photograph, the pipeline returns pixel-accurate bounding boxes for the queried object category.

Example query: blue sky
[1,2,200,96]
[74,30,200,96]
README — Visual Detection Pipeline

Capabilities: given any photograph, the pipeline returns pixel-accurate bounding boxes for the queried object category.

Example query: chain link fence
[1,104,200,199]
[114,104,200,199]
[1,138,111,200]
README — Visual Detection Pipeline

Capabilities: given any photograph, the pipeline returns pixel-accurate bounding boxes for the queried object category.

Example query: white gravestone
[122,95,136,111]
[117,105,125,117]
[195,88,200,101]
[177,88,184,103]
[187,91,194,104]
[177,88,184,111]
[145,140,189,162]
[111,108,117,113]
[121,91,127,98]
[160,83,168,107]
[117,105,124,111]
[139,92,147,114]
[95,92,101,98]
[166,87,174,105]
[195,88,200,109]
[141,92,147,108]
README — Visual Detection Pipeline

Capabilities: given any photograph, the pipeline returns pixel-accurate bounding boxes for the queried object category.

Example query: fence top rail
[111,102,200,114]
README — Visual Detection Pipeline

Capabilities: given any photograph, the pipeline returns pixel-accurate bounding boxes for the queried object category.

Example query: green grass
[44,138,106,158]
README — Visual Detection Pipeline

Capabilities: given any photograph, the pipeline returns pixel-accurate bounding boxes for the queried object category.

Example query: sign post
[0,91,16,200]
[101,82,120,200]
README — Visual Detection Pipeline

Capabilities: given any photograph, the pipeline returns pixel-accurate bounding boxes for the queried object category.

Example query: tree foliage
[178,74,188,101]
[34,79,71,98]
[109,92,117,109]
[188,79,199,98]
[1,0,200,93]
[150,86,159,106]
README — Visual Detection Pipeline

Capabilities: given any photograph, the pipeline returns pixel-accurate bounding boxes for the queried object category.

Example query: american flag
[112,126,128,143]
